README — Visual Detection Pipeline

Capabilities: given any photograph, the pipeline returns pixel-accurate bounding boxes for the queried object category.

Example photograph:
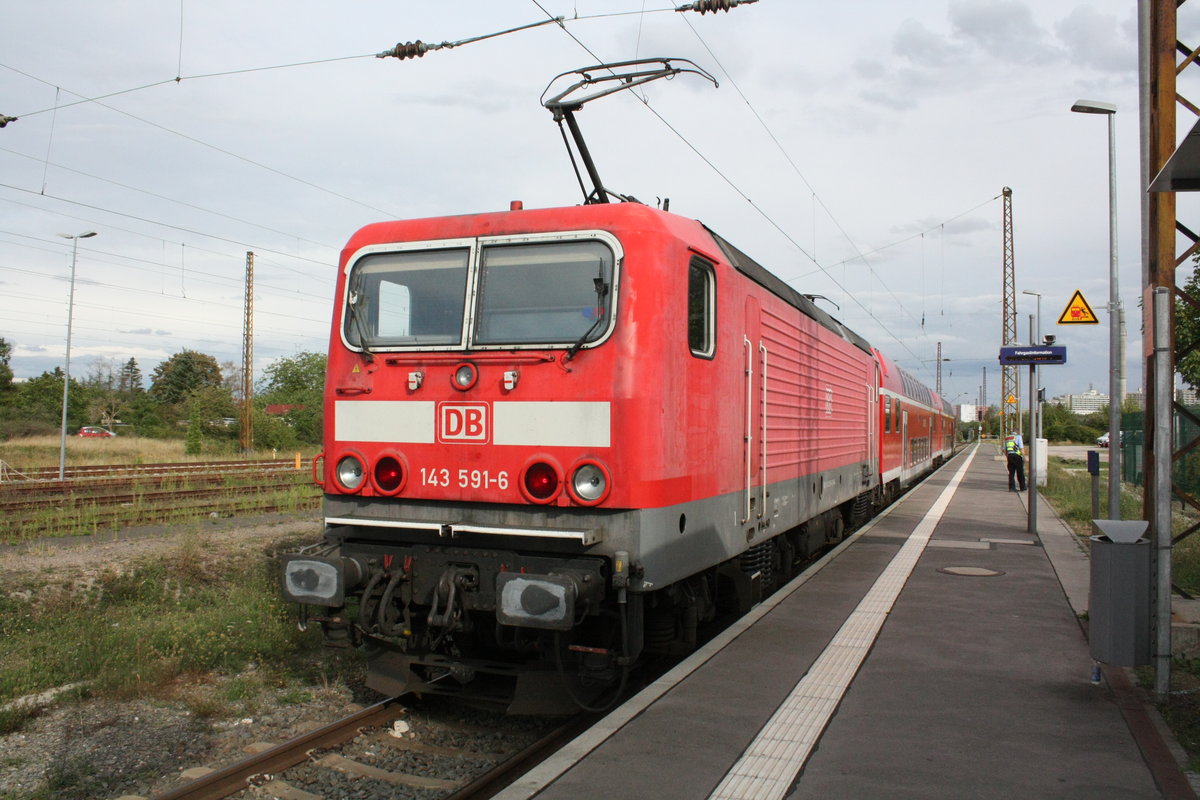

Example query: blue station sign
[998,346,1067,365]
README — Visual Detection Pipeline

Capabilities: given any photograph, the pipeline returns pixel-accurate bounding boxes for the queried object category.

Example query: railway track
[3,458,308,483]
[0,459,321,538]
[151,698,586,800]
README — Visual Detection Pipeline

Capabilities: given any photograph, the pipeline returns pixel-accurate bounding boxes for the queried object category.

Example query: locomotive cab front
[285,207,674,712]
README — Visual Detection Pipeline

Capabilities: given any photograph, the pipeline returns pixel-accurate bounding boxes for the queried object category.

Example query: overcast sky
[1,0,1193,407]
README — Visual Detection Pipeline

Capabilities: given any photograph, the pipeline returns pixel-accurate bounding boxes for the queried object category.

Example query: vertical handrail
[742,336,752,524]
[759,343,768,519]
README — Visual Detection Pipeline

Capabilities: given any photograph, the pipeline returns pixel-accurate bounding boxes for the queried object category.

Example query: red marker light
[373,456,404,493]
[523,462,559,500]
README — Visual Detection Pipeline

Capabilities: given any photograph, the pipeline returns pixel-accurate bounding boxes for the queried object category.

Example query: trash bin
[1088,519,1151,667]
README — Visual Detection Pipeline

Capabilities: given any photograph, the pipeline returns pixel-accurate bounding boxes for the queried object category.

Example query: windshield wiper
[346,287,375,363]
[565,276,610,362]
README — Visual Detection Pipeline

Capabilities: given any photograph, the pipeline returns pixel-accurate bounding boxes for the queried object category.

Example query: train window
[688,259,715,358]
[345,248,469,348]
[884,396,891,432]
[474,241,614,345]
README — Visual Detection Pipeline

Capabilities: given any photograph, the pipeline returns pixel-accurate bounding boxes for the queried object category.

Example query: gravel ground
[0,514,563,800]
[0,684,367,800]
[0,511,379,800]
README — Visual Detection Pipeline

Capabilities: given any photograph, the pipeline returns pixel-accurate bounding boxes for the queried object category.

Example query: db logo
[438,403,489,443]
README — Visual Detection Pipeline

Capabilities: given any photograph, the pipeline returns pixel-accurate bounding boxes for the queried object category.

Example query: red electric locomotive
[282,200,954,711]
[280,59,955,712]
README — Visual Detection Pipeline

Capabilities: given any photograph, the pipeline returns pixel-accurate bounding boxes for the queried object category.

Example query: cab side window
[688,258,716,358]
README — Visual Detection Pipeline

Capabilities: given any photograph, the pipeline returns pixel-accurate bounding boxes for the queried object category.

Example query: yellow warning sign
[1006,394,1017,404]
[1058,290,1099,324]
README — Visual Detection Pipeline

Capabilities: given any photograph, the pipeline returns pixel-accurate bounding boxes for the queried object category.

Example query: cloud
[893,19,963,68]
[1054,6,1136,74]
[948,0,1061,64]
[120,328,172,336]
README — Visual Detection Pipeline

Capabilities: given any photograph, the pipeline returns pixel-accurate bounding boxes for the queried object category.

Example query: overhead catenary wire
[2,4,992,392]
[671,11,1003,373]
[0,145,339,252]
[0,183,334,270]
[529,1,933,368]
[0,63,404,220]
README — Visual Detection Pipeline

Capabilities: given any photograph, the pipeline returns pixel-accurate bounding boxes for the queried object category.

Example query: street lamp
[1022,289,1042,440]
[1071,98,1121,520]
[57,231,97,481]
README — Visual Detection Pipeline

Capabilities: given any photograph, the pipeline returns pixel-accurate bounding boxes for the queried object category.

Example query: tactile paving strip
[708,447,980,800]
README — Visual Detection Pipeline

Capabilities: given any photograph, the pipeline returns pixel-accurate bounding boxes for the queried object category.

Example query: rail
[152,699,405,800]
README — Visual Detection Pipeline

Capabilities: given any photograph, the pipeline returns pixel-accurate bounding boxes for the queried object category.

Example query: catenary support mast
[1001,187,1019,439]
[240,251,254,454]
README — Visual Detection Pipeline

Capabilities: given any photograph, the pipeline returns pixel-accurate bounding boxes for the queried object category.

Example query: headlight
[452,362,477,391]
[570,462,609,504]
[496,573,577,630]
[281,555,366,607]
[282,556,344,606]
[336,455,365,491]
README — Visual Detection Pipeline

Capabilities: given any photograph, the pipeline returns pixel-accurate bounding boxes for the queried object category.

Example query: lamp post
[1071,99,1120,520]
[57,231,97,481]
[1022,289,1043,440]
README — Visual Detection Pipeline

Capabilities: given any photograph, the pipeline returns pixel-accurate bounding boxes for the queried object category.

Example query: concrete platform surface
[496,444,1194,800]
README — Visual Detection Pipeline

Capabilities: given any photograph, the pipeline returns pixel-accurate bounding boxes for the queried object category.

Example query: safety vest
[1005,440,1019,454]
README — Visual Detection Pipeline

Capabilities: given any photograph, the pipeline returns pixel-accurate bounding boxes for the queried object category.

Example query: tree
[149,350,223,406]
[258,351,326,398]
[118,358,144,396]
[16,368,87,431]
[0,337,13,394]
[85,356,118,391]
[1178,261,1200,389]
[221,359,245,402]
[185,406,202,455]
[186,384,236,426]
[258,351,326,444]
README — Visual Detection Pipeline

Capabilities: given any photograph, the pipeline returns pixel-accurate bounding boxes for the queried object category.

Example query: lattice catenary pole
[1001,187,1019,438]
[240,251,254,454]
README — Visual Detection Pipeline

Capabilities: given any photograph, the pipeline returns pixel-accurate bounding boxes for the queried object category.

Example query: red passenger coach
[282,200,951,712]
[875,350,956,503]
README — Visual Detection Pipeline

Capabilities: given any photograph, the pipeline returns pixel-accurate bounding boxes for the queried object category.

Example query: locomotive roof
[701,225,874,356]
[342,203,873,358]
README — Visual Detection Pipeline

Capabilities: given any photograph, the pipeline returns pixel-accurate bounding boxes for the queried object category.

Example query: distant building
[1049,387,1108,415]
[1054,388,1200,413]
[956,404,983,423]
[264,403,305,416]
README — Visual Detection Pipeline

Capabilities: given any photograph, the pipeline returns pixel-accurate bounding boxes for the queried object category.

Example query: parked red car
[78,426,116,438]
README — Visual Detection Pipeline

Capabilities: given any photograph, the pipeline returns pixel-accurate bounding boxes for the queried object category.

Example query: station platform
[495,443,1197,800]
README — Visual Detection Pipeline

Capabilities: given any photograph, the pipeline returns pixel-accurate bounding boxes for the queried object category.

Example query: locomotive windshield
[474,242,612,345]
[344,238,615,351]
[346,248,470,348]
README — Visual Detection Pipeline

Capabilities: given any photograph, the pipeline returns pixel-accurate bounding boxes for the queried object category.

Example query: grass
[0,435,191,469]
[0,532,362,736]
[0,433,323,543]
[0,434,316,470]
[1040,453,1200,770]
[1041,455,1200,596]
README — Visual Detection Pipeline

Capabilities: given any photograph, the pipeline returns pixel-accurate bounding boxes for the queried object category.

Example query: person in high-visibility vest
[1004,435,1026,492]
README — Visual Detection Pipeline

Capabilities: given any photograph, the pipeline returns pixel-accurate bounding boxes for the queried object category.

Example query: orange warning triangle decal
[1057,290,1099,324]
